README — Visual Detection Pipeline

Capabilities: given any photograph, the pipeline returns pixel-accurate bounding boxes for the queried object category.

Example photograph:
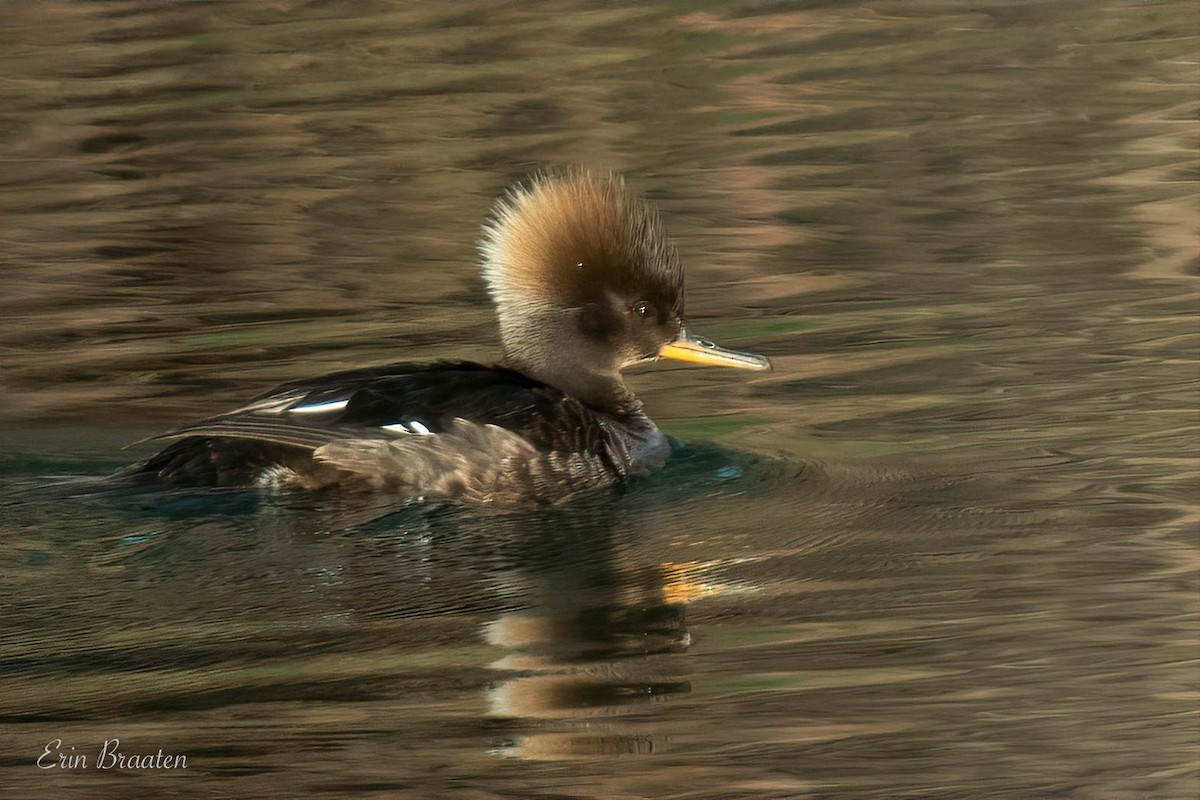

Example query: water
[2,2,1196,797]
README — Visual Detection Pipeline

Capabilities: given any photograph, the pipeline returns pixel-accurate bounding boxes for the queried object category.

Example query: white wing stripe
[381,420,433,436]
[289,399,350,415]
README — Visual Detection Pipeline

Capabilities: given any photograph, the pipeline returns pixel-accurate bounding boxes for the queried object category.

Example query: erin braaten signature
[37,739,187,770]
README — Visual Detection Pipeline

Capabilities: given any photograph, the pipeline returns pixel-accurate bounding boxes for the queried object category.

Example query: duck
[128,168,770,503]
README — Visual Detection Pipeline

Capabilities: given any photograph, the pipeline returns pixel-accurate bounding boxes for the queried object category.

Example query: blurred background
[1,2,1196,799]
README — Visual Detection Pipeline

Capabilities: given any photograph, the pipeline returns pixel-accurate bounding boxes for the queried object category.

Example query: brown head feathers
[479,169,683,319]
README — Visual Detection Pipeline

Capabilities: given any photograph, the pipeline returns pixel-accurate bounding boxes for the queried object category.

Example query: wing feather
[314,418,617,503]
[152,418,379,451]
[135,362,652,499]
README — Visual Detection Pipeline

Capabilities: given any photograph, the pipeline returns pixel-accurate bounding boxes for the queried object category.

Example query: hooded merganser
[131,169,770,502]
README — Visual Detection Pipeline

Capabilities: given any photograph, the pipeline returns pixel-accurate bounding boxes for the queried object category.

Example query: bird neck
[498,306,639,414]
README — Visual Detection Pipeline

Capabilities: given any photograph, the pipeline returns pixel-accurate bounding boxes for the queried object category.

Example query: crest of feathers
[479,168,683,313]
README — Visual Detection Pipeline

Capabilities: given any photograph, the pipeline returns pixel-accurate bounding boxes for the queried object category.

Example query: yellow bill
[658,327,771,370]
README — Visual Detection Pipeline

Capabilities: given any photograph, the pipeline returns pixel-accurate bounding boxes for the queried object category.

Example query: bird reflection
[75,452,756,761]
[472,501,693,759]
[189,488,699,759]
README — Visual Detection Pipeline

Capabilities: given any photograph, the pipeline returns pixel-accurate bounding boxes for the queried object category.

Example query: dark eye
[632,301,655,320]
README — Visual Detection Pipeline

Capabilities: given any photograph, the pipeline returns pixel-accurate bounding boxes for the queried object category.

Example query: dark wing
[151,361,596,450]
[135,362,632,498]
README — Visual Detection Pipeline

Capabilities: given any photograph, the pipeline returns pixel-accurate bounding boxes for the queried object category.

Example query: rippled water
[2,2,1197,798]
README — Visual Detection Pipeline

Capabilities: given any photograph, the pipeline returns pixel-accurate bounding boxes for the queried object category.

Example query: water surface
[2,2,1197,798]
